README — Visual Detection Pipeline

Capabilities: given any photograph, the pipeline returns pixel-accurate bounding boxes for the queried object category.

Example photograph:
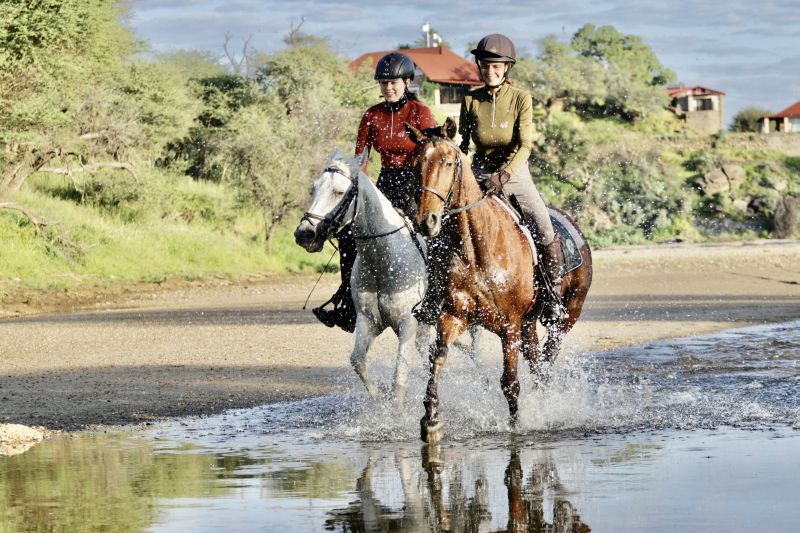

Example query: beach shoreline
[1,239,799,432]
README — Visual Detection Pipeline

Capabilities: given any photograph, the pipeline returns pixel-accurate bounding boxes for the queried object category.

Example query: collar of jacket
[383,93,408,112]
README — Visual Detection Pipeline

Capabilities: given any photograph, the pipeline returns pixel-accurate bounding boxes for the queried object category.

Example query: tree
[0,0,136,226]
[730,107,771,132]
[157,49,226,79]
[0,0,198,230]
[571,24,675,87]
[283,17,327,48]
[516,37,606,112]
[196,41,371,250]
[570,24,674,120]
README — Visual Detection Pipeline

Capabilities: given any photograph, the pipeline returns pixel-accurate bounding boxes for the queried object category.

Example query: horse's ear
[329,147,343,161]
[353,151,367,171]
[404,122,427,145]
[443,117,457,140]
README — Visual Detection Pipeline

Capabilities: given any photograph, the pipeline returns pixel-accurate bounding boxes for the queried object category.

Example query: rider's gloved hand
[486,169,510,194]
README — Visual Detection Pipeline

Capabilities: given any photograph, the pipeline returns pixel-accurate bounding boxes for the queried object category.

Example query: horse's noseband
[301,166,358,240]
[417,139,490,220]
[418,139,463,211]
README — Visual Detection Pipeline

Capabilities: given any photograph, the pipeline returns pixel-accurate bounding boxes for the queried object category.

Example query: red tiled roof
[764,101,800,119]
[350,47,481,86]
[666,85,726,97]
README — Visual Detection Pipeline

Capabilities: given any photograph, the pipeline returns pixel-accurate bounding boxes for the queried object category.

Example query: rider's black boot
[413,245,446,326]
[312,228,357,333]
[540,234,566,326]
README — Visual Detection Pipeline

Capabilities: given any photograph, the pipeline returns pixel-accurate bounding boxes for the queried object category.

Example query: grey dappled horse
[294,151,432,402]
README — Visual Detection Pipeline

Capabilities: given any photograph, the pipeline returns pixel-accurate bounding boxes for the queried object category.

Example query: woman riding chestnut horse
[407,33,592,443]
[407,119,592,443]
[414,34,565,327]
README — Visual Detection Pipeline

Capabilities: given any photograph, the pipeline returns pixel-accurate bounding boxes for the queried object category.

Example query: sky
[129,1,800,126]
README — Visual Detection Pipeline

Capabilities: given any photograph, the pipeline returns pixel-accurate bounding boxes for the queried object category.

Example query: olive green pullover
[458,83,533,175]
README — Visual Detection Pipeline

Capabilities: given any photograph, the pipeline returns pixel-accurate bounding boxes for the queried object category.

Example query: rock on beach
[0,424,45,456]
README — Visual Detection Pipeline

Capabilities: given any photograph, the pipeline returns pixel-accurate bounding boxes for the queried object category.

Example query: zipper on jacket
[491,91,496,128]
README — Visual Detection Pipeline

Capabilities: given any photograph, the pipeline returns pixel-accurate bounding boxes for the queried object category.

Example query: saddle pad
[548,208,585,274]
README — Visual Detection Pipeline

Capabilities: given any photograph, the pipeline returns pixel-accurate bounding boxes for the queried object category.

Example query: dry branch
[0,201,52,232]
[39,161,139,183]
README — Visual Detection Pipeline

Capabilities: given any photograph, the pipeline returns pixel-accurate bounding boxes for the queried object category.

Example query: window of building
[696,98,714,111]
[439,84,467,104]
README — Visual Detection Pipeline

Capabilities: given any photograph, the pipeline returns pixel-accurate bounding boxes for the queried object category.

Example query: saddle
[489,192,584,274]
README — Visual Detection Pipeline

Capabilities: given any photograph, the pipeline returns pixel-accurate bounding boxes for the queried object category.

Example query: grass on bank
[0,173,333,291]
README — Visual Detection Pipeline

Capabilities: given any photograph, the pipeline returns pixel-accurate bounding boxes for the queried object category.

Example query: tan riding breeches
[475,165,555,245]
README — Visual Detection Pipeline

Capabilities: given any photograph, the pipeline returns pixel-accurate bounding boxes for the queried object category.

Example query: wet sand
[1,240,799,431]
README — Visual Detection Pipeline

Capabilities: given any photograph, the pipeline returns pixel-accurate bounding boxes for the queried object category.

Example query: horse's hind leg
[521,318,542,376]
[501,324,523,427]
[351,315,380,399]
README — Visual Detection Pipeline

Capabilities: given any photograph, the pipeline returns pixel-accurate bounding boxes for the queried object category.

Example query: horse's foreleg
[501,325,523,427]
[393,315,418,404]
[350,315,380,399]
[421,313,466,443]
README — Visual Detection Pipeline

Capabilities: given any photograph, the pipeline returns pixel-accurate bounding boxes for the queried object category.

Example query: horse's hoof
[420,418,445,443]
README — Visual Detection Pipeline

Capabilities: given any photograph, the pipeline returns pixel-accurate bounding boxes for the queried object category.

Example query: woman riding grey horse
[312,52,437,333]
[294,151,429,401]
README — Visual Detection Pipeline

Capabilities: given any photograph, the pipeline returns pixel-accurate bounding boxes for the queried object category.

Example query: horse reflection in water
[324,442,590,532]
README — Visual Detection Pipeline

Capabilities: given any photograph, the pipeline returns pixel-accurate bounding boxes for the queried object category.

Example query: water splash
[151,320,800,447]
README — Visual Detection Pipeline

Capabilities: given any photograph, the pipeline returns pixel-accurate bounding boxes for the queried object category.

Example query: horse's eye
[446,160,453,167]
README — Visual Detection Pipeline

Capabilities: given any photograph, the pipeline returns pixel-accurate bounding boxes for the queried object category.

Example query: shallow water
[1,321,799,532]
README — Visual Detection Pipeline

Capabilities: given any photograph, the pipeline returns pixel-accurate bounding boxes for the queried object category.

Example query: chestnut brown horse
[406,120,592,443]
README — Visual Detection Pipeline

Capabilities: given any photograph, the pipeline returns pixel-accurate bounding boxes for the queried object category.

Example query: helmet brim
[472,50,515,64]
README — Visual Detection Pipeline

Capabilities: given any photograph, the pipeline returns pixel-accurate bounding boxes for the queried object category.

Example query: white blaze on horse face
[305,169,352,228]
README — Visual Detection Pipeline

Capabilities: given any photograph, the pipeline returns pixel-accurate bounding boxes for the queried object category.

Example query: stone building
[761,102,800,133]
[667,85,725,135]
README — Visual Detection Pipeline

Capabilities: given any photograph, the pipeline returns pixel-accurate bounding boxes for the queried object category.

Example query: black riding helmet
[374,52,415,81]
[471,33,517,64]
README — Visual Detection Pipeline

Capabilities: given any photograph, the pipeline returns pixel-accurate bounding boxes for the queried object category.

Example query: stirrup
[312,305,339,328]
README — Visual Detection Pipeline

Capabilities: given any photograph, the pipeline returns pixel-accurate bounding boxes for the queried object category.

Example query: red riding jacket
[355,97,436,169]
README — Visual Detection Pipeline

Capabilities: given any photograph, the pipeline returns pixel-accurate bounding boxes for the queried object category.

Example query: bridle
[300,166,359,241]
[417,138,490,221]
[301,165,408,242]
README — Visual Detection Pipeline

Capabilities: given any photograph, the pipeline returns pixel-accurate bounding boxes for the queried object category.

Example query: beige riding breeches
[475,165,555,245]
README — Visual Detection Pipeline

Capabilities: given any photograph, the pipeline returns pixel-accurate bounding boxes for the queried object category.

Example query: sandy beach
[1,240,799,431]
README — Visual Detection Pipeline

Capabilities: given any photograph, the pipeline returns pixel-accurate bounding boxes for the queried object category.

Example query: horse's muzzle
[418,211,442,238]
[294,223,324,253]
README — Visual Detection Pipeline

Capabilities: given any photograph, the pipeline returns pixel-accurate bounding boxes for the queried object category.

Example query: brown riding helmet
[471,33,517,64]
